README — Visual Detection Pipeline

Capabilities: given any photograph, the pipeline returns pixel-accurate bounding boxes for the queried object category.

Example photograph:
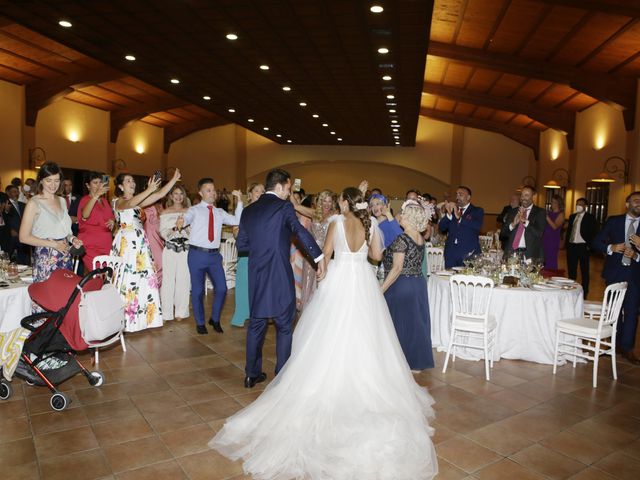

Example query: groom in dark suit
[438,186,484,268]
[501,185,546,262]
[593,191,640,364]
[237,169,325,387]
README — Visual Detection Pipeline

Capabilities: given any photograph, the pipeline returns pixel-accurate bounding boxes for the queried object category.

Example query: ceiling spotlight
[282,86,292,91]
[263,127,270,131]
[378,47,389,54]
[248,118,254,123]
[203,95,211,100]
[386,94,395,99]
[259,64,269,70]
[392,128,398,132]
[170,78,180,84]
[226,33,238,40]
[312,114,319,118]
[330,131,336,135]
[299,102,307,107]
[228,108,236,113]
[394,135,399,139]
[58,20,72,28]
[276,134,282,138]
[322,123,328,127]
[124,55,136,61]
[382,75,392,81]
[287,139,292,143]
[395,141,400,145]
[337,138,343,141]
[391,120,398,123]
[389,109,396,113]
[370,5,384,13]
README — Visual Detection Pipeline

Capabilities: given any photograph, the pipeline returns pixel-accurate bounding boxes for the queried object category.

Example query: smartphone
[101,174,109,185]
[293,178,301,192]
[152,170,162,183]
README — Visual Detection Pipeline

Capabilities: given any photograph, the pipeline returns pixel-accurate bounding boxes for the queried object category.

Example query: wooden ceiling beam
[420,107,540,160]
[163,117,230,153]
[534,0,640,19]
[110,99,189,143]
[423,81,576,148]
[25,66,124,126]
[428,41,637,130]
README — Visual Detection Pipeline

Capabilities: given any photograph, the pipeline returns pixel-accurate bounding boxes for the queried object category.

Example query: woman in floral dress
[111,169,181,332]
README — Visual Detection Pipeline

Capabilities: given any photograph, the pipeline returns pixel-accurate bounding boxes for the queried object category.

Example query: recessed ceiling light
[382,75,392,81]
[312,114,319,118]
[391,120,398,124]
[322,123,328,127]
[370,5,384,13]
[228,108,236,113]
[263,127,269,131]
[124,55,136,61]
[282,86,291,91]
[276,134,282,138]
[259,64,269,70]
[248,118,254,123]
[203,95,211,100]
[330,131,336,135]
[337,138,343,141]
[59,20,72,28]
[386,94,395,99]
[394,135,399,139]
[287,140,292,143]
[170,78,180,84]
[386,102,397,106]
[395,141,400,145]
[378,47,389,54]
[299,102,307,107]
[393,128,398,132]
[226,33,238,40]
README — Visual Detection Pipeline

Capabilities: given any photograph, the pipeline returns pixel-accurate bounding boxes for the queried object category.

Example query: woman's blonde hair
[401,203,429,232]
[247,183,264,204]
[165,185,191,208]
[314,190,336,222]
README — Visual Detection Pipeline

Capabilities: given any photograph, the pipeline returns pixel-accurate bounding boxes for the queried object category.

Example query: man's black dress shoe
[196,325,208,335]
[244,372,267,388]
[208,319,224,333]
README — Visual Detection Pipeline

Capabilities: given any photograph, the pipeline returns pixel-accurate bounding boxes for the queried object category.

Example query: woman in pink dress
[77,172,115,272]
[144,200,165,287]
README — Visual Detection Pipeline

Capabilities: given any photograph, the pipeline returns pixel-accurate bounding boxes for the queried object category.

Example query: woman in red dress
[77,172,115,271]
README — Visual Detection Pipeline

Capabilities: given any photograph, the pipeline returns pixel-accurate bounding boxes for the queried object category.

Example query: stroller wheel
[88,371,104,387]
[0,380,12,400]
[50,393,69,411]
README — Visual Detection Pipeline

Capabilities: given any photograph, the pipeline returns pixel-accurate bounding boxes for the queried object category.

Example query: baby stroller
[0,266,123,411]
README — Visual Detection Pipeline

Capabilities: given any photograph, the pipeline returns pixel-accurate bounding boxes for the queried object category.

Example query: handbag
[78,283,125,343]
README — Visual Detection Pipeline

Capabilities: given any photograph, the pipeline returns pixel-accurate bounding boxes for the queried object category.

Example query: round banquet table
[0,282,31,333]
[428,273,584,365]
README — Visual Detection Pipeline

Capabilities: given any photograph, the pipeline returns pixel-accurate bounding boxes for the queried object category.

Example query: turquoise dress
[230,253,249,326]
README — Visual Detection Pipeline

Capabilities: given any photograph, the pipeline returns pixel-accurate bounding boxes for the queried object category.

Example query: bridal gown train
[209,216,438,480]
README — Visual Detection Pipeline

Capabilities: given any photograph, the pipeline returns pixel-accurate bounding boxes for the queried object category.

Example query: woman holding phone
[111,169,181,332]
[77,172,115,272]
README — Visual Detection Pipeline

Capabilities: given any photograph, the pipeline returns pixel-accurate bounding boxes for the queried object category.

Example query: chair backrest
[479,235,493,250]
[599,282,627,330]
[92,255,124,284]
[449,274,494,320]
[426,246,445,274]
[221,238,238,264]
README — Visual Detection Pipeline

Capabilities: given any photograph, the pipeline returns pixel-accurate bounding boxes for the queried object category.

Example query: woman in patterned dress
[111,169,181,332]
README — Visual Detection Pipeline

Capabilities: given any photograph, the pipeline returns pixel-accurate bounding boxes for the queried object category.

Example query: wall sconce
[134,143,145,154]
[28,147,47,170]
[592,155,629,183]
[593,134,606,151]
[67,130,80,143]
[112,158,127,176]
[544,168,570,189]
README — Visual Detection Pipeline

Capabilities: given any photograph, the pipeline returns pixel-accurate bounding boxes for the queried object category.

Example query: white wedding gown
[209,216,438,480]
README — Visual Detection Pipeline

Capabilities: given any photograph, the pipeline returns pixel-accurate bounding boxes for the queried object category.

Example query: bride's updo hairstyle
[341,187,372,245]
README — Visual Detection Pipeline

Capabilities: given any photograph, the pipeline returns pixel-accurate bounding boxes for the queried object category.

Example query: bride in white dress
[209,187,438,480]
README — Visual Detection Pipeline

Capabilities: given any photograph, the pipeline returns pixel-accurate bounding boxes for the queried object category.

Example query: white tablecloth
[428,274,584,365]
[0,283,31,333]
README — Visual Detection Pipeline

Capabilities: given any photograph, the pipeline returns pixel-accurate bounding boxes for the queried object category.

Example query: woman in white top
[19,162,83,282]
[159,185,191,321]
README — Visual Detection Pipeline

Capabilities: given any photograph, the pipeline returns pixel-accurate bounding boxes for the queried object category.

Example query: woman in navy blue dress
[382,200,434,370]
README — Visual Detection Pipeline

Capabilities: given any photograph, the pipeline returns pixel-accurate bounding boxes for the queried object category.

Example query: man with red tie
[182,178,243,335]
[501,185,546,262]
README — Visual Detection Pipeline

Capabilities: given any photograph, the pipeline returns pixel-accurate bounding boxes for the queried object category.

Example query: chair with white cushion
[426,246,445,275]
[444,275,497,380]
[553,282,627,388]
[583,300,602,320]
[91,255,127,364]
[479,234,493,251]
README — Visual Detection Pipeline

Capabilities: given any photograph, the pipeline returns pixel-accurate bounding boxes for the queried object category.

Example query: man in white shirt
[179,178,243,335]
[565,198,598,297]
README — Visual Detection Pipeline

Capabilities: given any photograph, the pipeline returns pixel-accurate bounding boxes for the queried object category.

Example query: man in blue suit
[237,169,325,387]
[593,191,640,364]
[438,186,484,269]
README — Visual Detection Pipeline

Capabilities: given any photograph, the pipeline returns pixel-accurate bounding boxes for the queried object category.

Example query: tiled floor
[1,256,639,479]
